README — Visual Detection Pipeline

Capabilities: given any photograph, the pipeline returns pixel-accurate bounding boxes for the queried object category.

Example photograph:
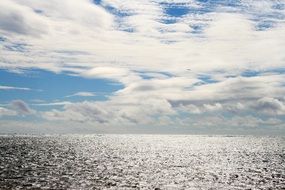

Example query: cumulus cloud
[168,75,285,104]
[0,0,48,36]
[177,104,202,114]
[42,101,111,124]
[42,97,175,126]
[203,103,223,112]
[9,100,35,115]
[253,97,285,115]
[0,100,35,117]
[39,73,285,128]
[14,0,114,29]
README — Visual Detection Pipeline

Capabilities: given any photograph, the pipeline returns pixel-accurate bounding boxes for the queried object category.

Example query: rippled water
[0,135,284,189]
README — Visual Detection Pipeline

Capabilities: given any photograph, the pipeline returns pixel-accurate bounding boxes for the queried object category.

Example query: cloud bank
[0,0,285,134]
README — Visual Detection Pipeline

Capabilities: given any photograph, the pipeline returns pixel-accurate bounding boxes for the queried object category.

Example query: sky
[0,0,285,135]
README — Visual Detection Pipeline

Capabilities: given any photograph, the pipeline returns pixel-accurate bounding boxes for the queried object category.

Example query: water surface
[0,135,284,189]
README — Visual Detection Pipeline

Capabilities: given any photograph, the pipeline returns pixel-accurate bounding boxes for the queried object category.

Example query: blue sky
[0,0,285,134]
[0,69,121,103]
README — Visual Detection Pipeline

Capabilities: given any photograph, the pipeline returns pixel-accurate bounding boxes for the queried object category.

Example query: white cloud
[203,103,223,112]
[33,101,73,106]
[66,92,96,98]
[181,115,284,129]
[13,0,114,29]
[9,100,35,115]
[177,104,202,114]
[1,0,285,132]
[41,96,175,126]
[0,85,31,91]
[0,0,48,36]
[0,0,284,74]
[42,101,111,123]
[82,67,140,84]
[0,107,17,117]
[39,72,285,128]
[253,97,285,115]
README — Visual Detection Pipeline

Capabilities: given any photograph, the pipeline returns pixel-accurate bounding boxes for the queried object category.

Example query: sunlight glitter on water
[0,135,284,189]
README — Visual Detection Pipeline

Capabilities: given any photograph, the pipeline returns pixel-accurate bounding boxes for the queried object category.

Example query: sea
[0,135,284,189]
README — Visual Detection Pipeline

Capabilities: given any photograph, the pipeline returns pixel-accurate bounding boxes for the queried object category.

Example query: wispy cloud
[66,92,96,98]
[33,101,73,106]
[0,85,31,91]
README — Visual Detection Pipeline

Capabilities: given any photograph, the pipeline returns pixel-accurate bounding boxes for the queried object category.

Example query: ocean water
[0,135,284,189]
